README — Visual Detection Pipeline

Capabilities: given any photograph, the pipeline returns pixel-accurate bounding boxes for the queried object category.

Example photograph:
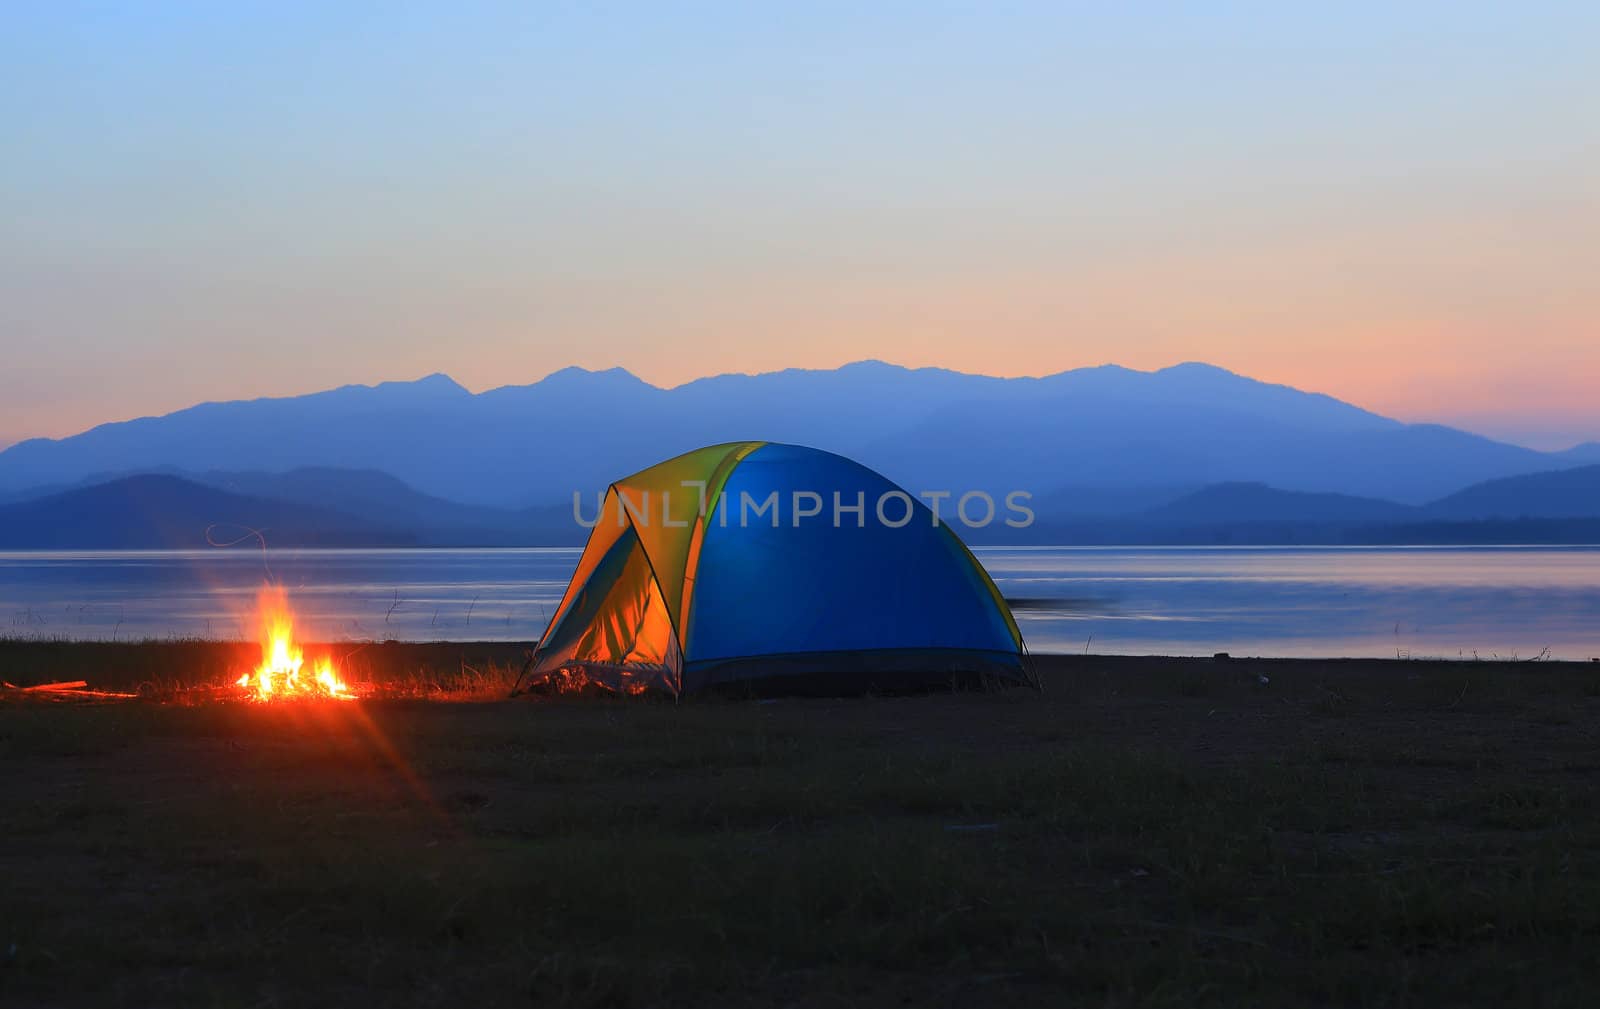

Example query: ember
[236,585,352,701]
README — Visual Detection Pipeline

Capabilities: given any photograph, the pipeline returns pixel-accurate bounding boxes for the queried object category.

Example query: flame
[237,585,352,701]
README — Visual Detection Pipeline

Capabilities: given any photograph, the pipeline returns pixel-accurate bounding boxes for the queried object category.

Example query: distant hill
[1427,465,1600,520]
[0,361,1590,509]
[0,475,410,549]
[0,466,589,546]
[196,467,529,540]
[3,467,1598,549]
[1553,442,1600,464]
[1026,484,1196,520]
[975,478,1600,546]
[1142,483,1417,525]
[982,480,1422,546]
[189,467,587,545]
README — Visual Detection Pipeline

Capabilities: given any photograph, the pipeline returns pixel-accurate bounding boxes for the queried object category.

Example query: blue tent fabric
[686,444,1017,662]
[532,443,1030,695]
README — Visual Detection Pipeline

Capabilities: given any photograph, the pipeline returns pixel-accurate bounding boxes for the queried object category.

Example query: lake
[2,546,1598,659]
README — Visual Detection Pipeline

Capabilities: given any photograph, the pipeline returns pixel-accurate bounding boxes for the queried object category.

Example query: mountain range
[5,464,1600,550]
[1,361,1598,548]
[0,469,582,549]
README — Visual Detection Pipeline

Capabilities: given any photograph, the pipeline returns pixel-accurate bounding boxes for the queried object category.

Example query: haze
[3,2,1597,450]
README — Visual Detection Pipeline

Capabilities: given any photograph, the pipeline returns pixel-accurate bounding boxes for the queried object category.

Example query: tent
[529,442,1032,696]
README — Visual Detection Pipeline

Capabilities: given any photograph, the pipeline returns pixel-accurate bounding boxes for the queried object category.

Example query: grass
[0,637,529,701]
[2,648,1599,1006]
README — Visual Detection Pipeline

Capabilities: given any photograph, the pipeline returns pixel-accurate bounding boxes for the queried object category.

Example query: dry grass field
[3,643,1599,1007]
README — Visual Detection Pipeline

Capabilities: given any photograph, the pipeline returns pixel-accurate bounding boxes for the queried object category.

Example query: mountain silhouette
[0,471,592,549]
[0,361,1589,509]
[1143,483,1418,525]
[1552,442,1600,465]
[7,460,1600,549]
[0,475,410,549]
[1427,464,1600,520]
[191,467,583,544]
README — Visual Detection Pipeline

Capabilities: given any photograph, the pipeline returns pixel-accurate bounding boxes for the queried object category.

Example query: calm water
[2,547,1598,659]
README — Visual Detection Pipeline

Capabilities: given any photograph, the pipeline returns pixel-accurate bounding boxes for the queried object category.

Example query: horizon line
[2,357,1596,456]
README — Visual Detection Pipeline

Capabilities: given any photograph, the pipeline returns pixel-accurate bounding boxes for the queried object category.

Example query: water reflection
[0,549,577,644]
[979,546,1600,659]
[2,546,1598,659]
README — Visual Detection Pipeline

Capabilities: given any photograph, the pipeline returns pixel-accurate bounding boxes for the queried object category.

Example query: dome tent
[530,442,1032,696]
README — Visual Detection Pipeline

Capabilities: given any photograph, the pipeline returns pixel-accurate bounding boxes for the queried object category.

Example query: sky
[2,1,1597,450]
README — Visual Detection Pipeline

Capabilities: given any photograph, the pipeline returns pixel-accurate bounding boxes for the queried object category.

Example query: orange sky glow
[2,3,1596,451]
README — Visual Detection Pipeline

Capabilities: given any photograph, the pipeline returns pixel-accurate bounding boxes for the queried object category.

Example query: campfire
[236,585,353,701]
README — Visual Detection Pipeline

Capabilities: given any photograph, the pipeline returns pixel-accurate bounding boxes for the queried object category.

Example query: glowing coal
[236,585,352,701]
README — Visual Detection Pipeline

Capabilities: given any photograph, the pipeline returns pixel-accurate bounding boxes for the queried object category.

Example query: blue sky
[2,2,1597,448]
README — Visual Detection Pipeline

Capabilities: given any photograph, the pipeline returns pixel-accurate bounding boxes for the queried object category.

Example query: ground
[3,644,1599,1007]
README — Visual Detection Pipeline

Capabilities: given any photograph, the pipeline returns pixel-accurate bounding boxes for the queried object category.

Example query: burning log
[234,586,354,702]
[1,680,139,703]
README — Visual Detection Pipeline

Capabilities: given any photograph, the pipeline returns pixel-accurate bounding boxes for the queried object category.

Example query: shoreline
[2,639,1597,695]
